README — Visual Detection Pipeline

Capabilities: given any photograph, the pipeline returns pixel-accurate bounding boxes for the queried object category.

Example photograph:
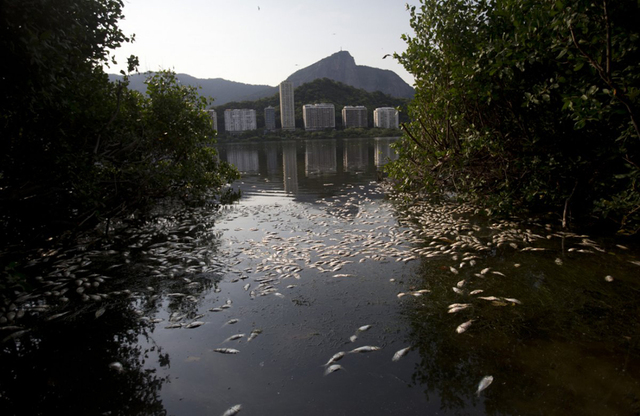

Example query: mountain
[107,50,414,104]
[286,51,414,99]
[107,73,277,105]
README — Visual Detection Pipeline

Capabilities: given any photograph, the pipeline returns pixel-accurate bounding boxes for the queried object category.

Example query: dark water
[1,137,639,416]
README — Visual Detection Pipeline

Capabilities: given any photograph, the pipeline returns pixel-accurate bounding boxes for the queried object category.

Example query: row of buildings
[209,81,400,134]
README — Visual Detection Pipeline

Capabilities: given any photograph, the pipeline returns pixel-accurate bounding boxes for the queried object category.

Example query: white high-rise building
[279,81,295,131]
[303,103,335,131]
[373,107,399,129]
[342,106,368,128]
[207,109,218,132]
[224,109,257,133]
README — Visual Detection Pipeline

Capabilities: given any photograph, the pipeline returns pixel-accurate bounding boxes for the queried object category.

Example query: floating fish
[247,329,262,342]
[456,319,474,334]
[392,346,411,362]
[357,325,372,332]
[448,304,472,313]
[95,307,106,319]
[469,289,484,295]
[449,266,459,274]
[476,375,493,396]
[349,346,381,353]
[221,404,242,416]
[214,348,240,354]
[480,268,490,275]
[456,279,466,288]
[224,334,245,342]
[605,275,614,282]
[452,287,464,295]
[225,319,239,325]
[324,351,346,366]
[324,364,344,375]
[349,335,358,343]
[108,361,124,373]
[186,321,205,329]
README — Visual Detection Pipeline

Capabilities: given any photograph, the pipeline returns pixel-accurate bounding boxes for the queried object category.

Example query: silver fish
[469,289,484,295]
[448,304,472,313]
[392,346,411,362]
[224,333,245,342]
[221,404,242,416]
[449,266,459,274]
[247,329,262,342]
[349,334,358,342]
[214,348,240,354]
[324,351,346,366]
[357,325,372,332]
[476,375,493,396]
[186,321,205,328]
[324,364,344,375]
[225,319,239,325]
[480,268,490,275]
[456,319,474,334]
[350,346,381,353]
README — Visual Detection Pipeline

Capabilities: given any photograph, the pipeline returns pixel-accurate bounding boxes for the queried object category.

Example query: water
[1,137,639,416]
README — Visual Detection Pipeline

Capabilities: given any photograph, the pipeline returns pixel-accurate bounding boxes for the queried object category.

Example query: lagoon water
[1,137,639,416]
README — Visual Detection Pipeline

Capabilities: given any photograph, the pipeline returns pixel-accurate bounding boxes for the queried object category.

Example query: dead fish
[503,298,522,304]
[456,279,466,288]
[491,271,506,277]
[476,375,494,396]
[349,335,358,343]
[209,307,223,312]
[324,351,346,366]
[470,289,484,295]
[357,325,372,332]
[452,287,464,295]
[214,348,240,354]
[477,296,500,301]
[224,334,245,342]
[225,319,239,325]
[324,364,344,375]
[456,319,475,334]
[480,268,490,275]
[392,346,411,362]
[243,284,250,291]
[221,404,242,416]
[95,307,106,319]
[186,321,205,328]
[165,323,183,329]
[247,329,262,342]
[349,346,381,353]
[449,266,459,274]
[108,361,124,373]
[604,275,614,282]
[448,304,472,313]
[333,273,353,278]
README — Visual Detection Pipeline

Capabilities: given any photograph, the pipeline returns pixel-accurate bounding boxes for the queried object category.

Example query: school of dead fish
[1,177,638,412]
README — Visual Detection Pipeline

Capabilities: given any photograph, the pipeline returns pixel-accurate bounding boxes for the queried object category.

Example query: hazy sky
[107,0,420,86]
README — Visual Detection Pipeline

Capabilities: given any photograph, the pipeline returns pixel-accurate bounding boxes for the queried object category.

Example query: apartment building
[342,106,368,128]
[303,103,335,131]
[224,109,257,133]
[373,107,399,129]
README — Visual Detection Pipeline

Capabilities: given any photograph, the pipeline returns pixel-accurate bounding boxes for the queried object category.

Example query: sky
[107,0,420,87]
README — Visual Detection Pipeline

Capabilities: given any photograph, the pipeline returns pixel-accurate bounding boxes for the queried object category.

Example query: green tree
[388,0,640,233]
[0,0,238,246]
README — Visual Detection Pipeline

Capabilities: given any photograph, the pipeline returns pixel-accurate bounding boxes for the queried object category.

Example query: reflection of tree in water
[1,203,232,415]
[0,304,169,415]
[403,251,640,416]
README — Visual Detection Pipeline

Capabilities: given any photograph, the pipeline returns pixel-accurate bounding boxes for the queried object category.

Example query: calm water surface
[1,137,639,416]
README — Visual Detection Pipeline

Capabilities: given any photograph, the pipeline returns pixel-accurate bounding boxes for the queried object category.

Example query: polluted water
[0,137,639,416]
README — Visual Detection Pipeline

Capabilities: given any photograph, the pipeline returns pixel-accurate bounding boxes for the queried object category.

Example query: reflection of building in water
[305,140,337,175]
[342,106,368,128]
[374,138,399,167]
[282,142,298,193]
[279,81,296,131]
[224,109,257,133]
[207,109,218,132]
[226,145,259,173]
[343,140,369,172]
[264,106,276,131]
[265,146,279,174]
[303,103,335,131]
[373,107,399,129]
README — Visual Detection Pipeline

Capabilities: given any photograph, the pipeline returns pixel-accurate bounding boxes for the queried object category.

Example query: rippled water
[1,137,639,416]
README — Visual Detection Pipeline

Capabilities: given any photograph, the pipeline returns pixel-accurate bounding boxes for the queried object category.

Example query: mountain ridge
[108,50,413,105]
